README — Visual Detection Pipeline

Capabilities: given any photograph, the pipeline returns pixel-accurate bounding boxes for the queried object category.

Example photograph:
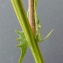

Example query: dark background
[0,0,63,63]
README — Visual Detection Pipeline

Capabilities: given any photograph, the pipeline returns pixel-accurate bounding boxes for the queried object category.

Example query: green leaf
[35,11,41,32]
[38,29,54,42]
[15,30,28,63]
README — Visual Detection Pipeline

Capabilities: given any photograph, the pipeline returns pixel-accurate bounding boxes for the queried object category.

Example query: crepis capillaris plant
[11,0,53,63]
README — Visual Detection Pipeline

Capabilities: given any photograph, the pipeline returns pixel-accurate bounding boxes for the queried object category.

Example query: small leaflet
[15,30,28,63]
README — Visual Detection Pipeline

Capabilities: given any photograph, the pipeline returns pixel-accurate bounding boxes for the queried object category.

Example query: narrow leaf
[39,29,54,42]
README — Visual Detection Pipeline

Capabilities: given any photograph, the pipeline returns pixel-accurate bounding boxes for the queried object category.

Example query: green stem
[18,51,22,63]
[11,0,44,63]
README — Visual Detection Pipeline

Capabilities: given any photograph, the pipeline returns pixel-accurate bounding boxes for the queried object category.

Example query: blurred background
[0,0,63,63]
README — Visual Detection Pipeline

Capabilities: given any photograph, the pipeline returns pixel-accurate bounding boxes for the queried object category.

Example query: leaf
[15,30,28,63]
[35,11,41,32]
[38,29,54,42]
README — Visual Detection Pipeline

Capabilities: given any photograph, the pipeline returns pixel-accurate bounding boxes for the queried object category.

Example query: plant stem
[28,0,44,63]
[11,0,44,63]
[28,0,35,34]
